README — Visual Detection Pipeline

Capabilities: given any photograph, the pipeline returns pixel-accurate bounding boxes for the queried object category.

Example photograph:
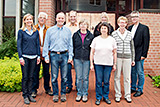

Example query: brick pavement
[0,69,160,107]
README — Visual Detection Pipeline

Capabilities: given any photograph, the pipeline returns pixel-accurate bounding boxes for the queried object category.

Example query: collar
[38,24,45,29]
[56,24,64,30]
[68,22,78,27]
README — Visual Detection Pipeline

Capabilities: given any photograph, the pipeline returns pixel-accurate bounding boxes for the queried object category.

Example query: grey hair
[131,11,140,17]
[38,12,48,19]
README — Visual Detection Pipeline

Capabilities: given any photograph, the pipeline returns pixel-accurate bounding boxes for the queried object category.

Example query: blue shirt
[17,29,40,60]
[43,25,73,60]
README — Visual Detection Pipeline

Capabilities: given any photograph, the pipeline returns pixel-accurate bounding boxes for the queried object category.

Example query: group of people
[17,10,150,105]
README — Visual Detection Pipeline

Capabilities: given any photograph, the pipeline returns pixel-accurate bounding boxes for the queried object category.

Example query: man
[43,12,73,102]
[32,12,53,98]
[128,11,150,97]
[65,10,79,93]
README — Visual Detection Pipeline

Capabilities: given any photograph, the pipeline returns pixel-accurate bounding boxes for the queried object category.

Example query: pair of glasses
[131,16,139,18]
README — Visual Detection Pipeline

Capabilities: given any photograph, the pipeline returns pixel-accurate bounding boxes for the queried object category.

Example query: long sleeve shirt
[42,25,73,60]
[17,29,40,59]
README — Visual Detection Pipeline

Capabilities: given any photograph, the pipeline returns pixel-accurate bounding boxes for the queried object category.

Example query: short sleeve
[112,38,117,49]
[90,38,96,49]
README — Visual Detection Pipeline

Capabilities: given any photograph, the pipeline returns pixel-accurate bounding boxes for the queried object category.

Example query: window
[144,0,160,9]
[3,0,16,38]
[106,0,116,11]
[90,0,101,5]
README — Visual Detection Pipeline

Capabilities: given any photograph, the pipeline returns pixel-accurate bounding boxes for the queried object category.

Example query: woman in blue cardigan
[17,13,40,105]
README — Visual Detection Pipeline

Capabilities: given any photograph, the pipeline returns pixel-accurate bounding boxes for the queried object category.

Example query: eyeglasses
[131,16,139,18]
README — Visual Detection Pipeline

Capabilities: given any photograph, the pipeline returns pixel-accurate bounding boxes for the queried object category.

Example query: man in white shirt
[32,12,53,98]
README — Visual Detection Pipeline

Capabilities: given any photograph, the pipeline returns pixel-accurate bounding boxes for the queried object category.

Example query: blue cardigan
[17,29,40,59]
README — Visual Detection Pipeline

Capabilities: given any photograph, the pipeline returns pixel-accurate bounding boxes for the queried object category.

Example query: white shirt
[131,23,139,39]
[117,28,127,40]
[39,24,45,45]
[90,36,117,65]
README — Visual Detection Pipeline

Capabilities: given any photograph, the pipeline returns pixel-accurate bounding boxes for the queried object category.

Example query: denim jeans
[66,63,73,88]
[94,64,112,100]
[32,60,50,93]
[131,59,144,92]
[50,52,68,95]
[21,57,37,98]
[74,59,90,96]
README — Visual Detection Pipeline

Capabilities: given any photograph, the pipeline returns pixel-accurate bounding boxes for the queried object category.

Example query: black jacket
[93,22,114,37]
[73,29,94,60]
[128,23,150,61]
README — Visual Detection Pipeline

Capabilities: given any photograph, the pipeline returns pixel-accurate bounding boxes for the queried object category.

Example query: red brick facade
[38,1,160,76]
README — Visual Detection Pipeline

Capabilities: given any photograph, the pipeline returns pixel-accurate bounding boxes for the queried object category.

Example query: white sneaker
[82,95,88,102]
[125,97,132,103]
[115,97,120,102]
[76,95,82,102]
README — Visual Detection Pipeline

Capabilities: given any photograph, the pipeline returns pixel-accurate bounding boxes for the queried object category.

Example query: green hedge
[0,53,43,92]
[0,53,22,92]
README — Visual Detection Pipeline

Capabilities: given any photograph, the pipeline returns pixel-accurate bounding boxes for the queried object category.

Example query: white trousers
[114,58,131,98]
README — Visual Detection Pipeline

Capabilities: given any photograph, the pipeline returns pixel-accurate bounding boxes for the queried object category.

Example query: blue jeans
[74,59,90,96]
[131,59,144,92]
[50,52,68,95]
[66,63,73,88]
[32,60,50,93]
[94,64,112,100]
[21,57,37,98]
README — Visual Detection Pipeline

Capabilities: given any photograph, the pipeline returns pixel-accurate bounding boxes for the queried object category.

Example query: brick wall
[127,12,160,76]
[39,0,56,27]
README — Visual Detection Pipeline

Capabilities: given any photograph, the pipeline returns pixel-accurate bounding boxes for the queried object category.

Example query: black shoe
[131,89,137,93]
[66,88,72,93]
[95,99,101,105]
[28,96,36,102]
[24,97,30,105]
[103,98,111,104]
[45,90,53,96]
[133,91,143,97]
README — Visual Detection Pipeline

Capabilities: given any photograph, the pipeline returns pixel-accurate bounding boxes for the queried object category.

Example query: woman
[17,13,40,105]
[90,22,117,105]
[93,12,114,37]
[73,19,94,102]
[112,16,135,103]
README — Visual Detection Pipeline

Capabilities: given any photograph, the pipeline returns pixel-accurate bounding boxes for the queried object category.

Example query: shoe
[131,89,137,93]
[31,92,37,98]
[82,95,88,102]
[133,91,143,97]
[125,97,132,103]
[24,97,30,105]
[66,88,72,93]
[95,99,101,105]
[115,97,120,103]
[61,94,66,102]
[103,98,111,104]
[53,95,59,102]
[28,96,36,102]
[45,90,53,96]
[76,95,82,102]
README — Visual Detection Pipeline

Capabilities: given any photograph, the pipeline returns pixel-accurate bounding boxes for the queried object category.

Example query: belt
[51,50,68,54]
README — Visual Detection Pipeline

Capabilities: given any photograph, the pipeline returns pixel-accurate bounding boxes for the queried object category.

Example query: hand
[90,64,94,71]
[20,59,25,66]
[68,59,72,64]
[131,61,135,66]
[45,59,49,63]
[37,58,40,65]
[112,64,116,72]
[141,57,145,60]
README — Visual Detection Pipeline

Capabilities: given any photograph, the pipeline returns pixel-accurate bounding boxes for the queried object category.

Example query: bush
[152,75,160,88]
[0,53,22,92]
[0,26,17,59]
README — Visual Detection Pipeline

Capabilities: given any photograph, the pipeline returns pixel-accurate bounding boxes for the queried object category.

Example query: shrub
[146,74,160,88]
[0,53,22,92]
[0,26,17,59]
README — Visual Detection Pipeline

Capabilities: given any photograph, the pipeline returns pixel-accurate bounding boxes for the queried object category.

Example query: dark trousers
[21,57,37,98]
[32,60,50,93]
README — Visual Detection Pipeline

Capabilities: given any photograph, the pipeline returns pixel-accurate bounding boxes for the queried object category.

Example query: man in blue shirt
[43,12,73,102]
